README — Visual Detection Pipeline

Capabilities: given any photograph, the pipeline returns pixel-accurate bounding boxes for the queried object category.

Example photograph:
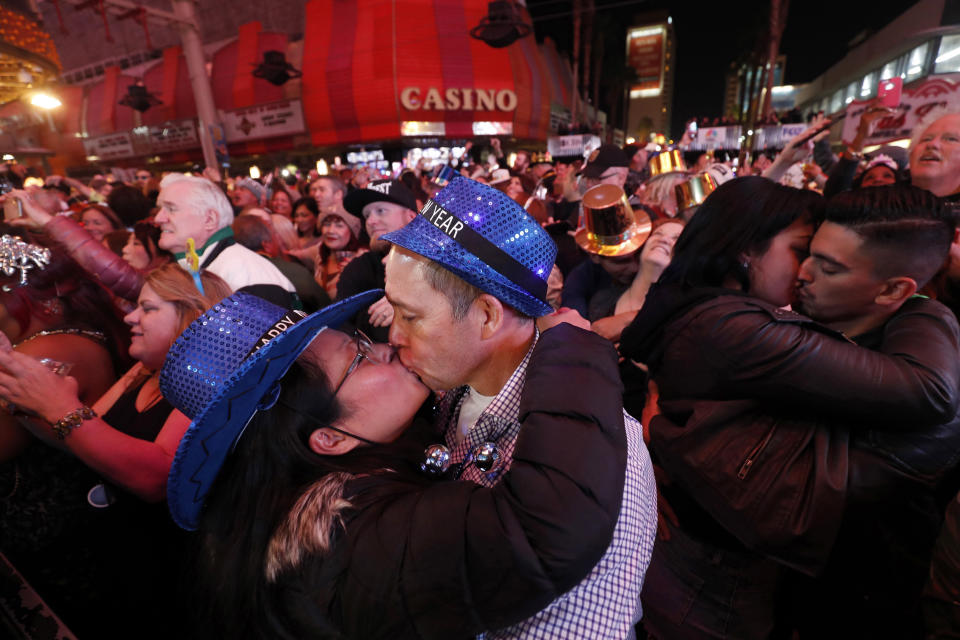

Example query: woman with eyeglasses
[161,292,628,639]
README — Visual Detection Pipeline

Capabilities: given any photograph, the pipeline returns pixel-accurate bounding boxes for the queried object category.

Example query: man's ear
[307,427,359,456]
[474,293,505,340]
[875,276,917,308]
[202,207,221,232]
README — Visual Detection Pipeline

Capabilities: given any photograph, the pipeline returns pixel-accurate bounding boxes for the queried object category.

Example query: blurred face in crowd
[310,178,343,212]
[640,221,684,271]
[385,248,488,393]
[909,113,960,196]
[505,177,525,200]
[155,181,214,253]
[80,207,115,242]
[363,201,415,253]
[860,165,897,188]
[293,204,318,236]
[584,166,628,191]
[796,221,885,330]
[629,149,647,172]
[321,215,352,251]
[124,283,180,371]
[270,190,293,217]
[744,217,814,308]
[135,170,152,185]
[122,232,153,270]
[302,329,429,452]
[593,251,640,285]
[231,187,259,210]
[513,152,530,172]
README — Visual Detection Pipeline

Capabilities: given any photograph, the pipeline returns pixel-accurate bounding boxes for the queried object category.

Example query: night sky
[529,0,920,136]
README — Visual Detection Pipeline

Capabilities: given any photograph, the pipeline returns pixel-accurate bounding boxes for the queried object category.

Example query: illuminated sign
[626,24,666,96]
[400,87,518,112]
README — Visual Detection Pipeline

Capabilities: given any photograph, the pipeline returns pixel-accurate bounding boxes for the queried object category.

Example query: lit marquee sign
[626,24,666,98]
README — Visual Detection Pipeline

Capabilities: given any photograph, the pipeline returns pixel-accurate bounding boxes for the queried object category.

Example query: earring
[41,299,62,316]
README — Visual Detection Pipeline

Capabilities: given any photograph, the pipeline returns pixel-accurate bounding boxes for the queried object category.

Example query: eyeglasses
[276,329,381,448]
[332,329,375,396]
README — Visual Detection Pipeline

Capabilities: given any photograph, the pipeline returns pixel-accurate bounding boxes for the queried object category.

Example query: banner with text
[842,74,960,146]
[222,100,306,143]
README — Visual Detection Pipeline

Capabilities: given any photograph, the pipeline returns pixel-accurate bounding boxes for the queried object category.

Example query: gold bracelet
[51,406,97,440]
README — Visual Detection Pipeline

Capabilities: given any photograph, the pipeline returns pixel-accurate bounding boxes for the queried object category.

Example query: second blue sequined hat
[382,177,557,317]
[160,289,382,530]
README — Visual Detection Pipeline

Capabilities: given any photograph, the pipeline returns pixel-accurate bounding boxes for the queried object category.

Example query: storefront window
[830,89,843,113]
[880,58,900,81]
[860,71,878,98]
[935,34,960,74]
[844,81,858,105]
[905,42,930,80]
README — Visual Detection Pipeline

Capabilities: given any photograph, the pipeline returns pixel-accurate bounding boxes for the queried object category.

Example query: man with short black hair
[383,176,657,639]
[790,186,960,637]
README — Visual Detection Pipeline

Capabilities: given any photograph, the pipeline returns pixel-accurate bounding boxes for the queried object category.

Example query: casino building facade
[1,0,586,174]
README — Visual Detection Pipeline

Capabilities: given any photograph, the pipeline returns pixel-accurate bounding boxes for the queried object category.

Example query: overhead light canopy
[470,1,532,48]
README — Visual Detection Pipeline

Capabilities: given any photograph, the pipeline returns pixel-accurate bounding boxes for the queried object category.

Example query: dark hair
[107,184,152,226]
[4,234,129,368]
[317,214,362,264]
[195,359,424,638]
[131,220,169,266]
[852,163,903,190]
[824,185,953,287]
[232,214,274,253]
[80,203,123,231]
[292,197,319,238]
[103,229,128,256]
[660,176,824,291]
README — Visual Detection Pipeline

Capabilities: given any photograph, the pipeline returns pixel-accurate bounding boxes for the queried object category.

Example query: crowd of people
[0,105,958,639]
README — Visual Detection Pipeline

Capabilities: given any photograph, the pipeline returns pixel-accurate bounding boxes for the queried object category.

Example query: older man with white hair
[909,108,960,199]
[155,173,296,306]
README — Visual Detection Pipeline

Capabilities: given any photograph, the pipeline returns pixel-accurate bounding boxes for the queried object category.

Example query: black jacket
[272,324,627,639]
[335,250,388,343]
[621,285,960,572]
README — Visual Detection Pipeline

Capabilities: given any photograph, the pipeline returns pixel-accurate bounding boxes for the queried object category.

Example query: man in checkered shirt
[382,176,657,639]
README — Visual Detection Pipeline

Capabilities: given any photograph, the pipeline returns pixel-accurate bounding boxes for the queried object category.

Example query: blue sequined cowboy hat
[381,177,557,317]
[160,289,382,530]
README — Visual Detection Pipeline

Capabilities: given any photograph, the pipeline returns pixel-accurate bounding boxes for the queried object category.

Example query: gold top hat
[649,149,687,176]
[574,184,652,257]
[675,172,719,213]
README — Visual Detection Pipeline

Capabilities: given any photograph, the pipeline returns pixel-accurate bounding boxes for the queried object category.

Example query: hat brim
[382,216,554,318]
[343,188,416,218]
[166,289,383,530]
[574,210,653,257]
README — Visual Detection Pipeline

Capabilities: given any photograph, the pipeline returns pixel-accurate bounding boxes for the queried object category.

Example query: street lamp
[30,92,62,109]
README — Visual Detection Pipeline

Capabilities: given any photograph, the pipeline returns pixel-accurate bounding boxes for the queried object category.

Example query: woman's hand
[0,332,80,424]
[3,189,53,229]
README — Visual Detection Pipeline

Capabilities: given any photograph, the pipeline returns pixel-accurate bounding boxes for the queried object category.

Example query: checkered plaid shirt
[437,333,658,639]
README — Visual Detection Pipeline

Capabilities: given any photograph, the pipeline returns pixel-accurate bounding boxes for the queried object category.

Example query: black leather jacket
[621,285,960,571]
